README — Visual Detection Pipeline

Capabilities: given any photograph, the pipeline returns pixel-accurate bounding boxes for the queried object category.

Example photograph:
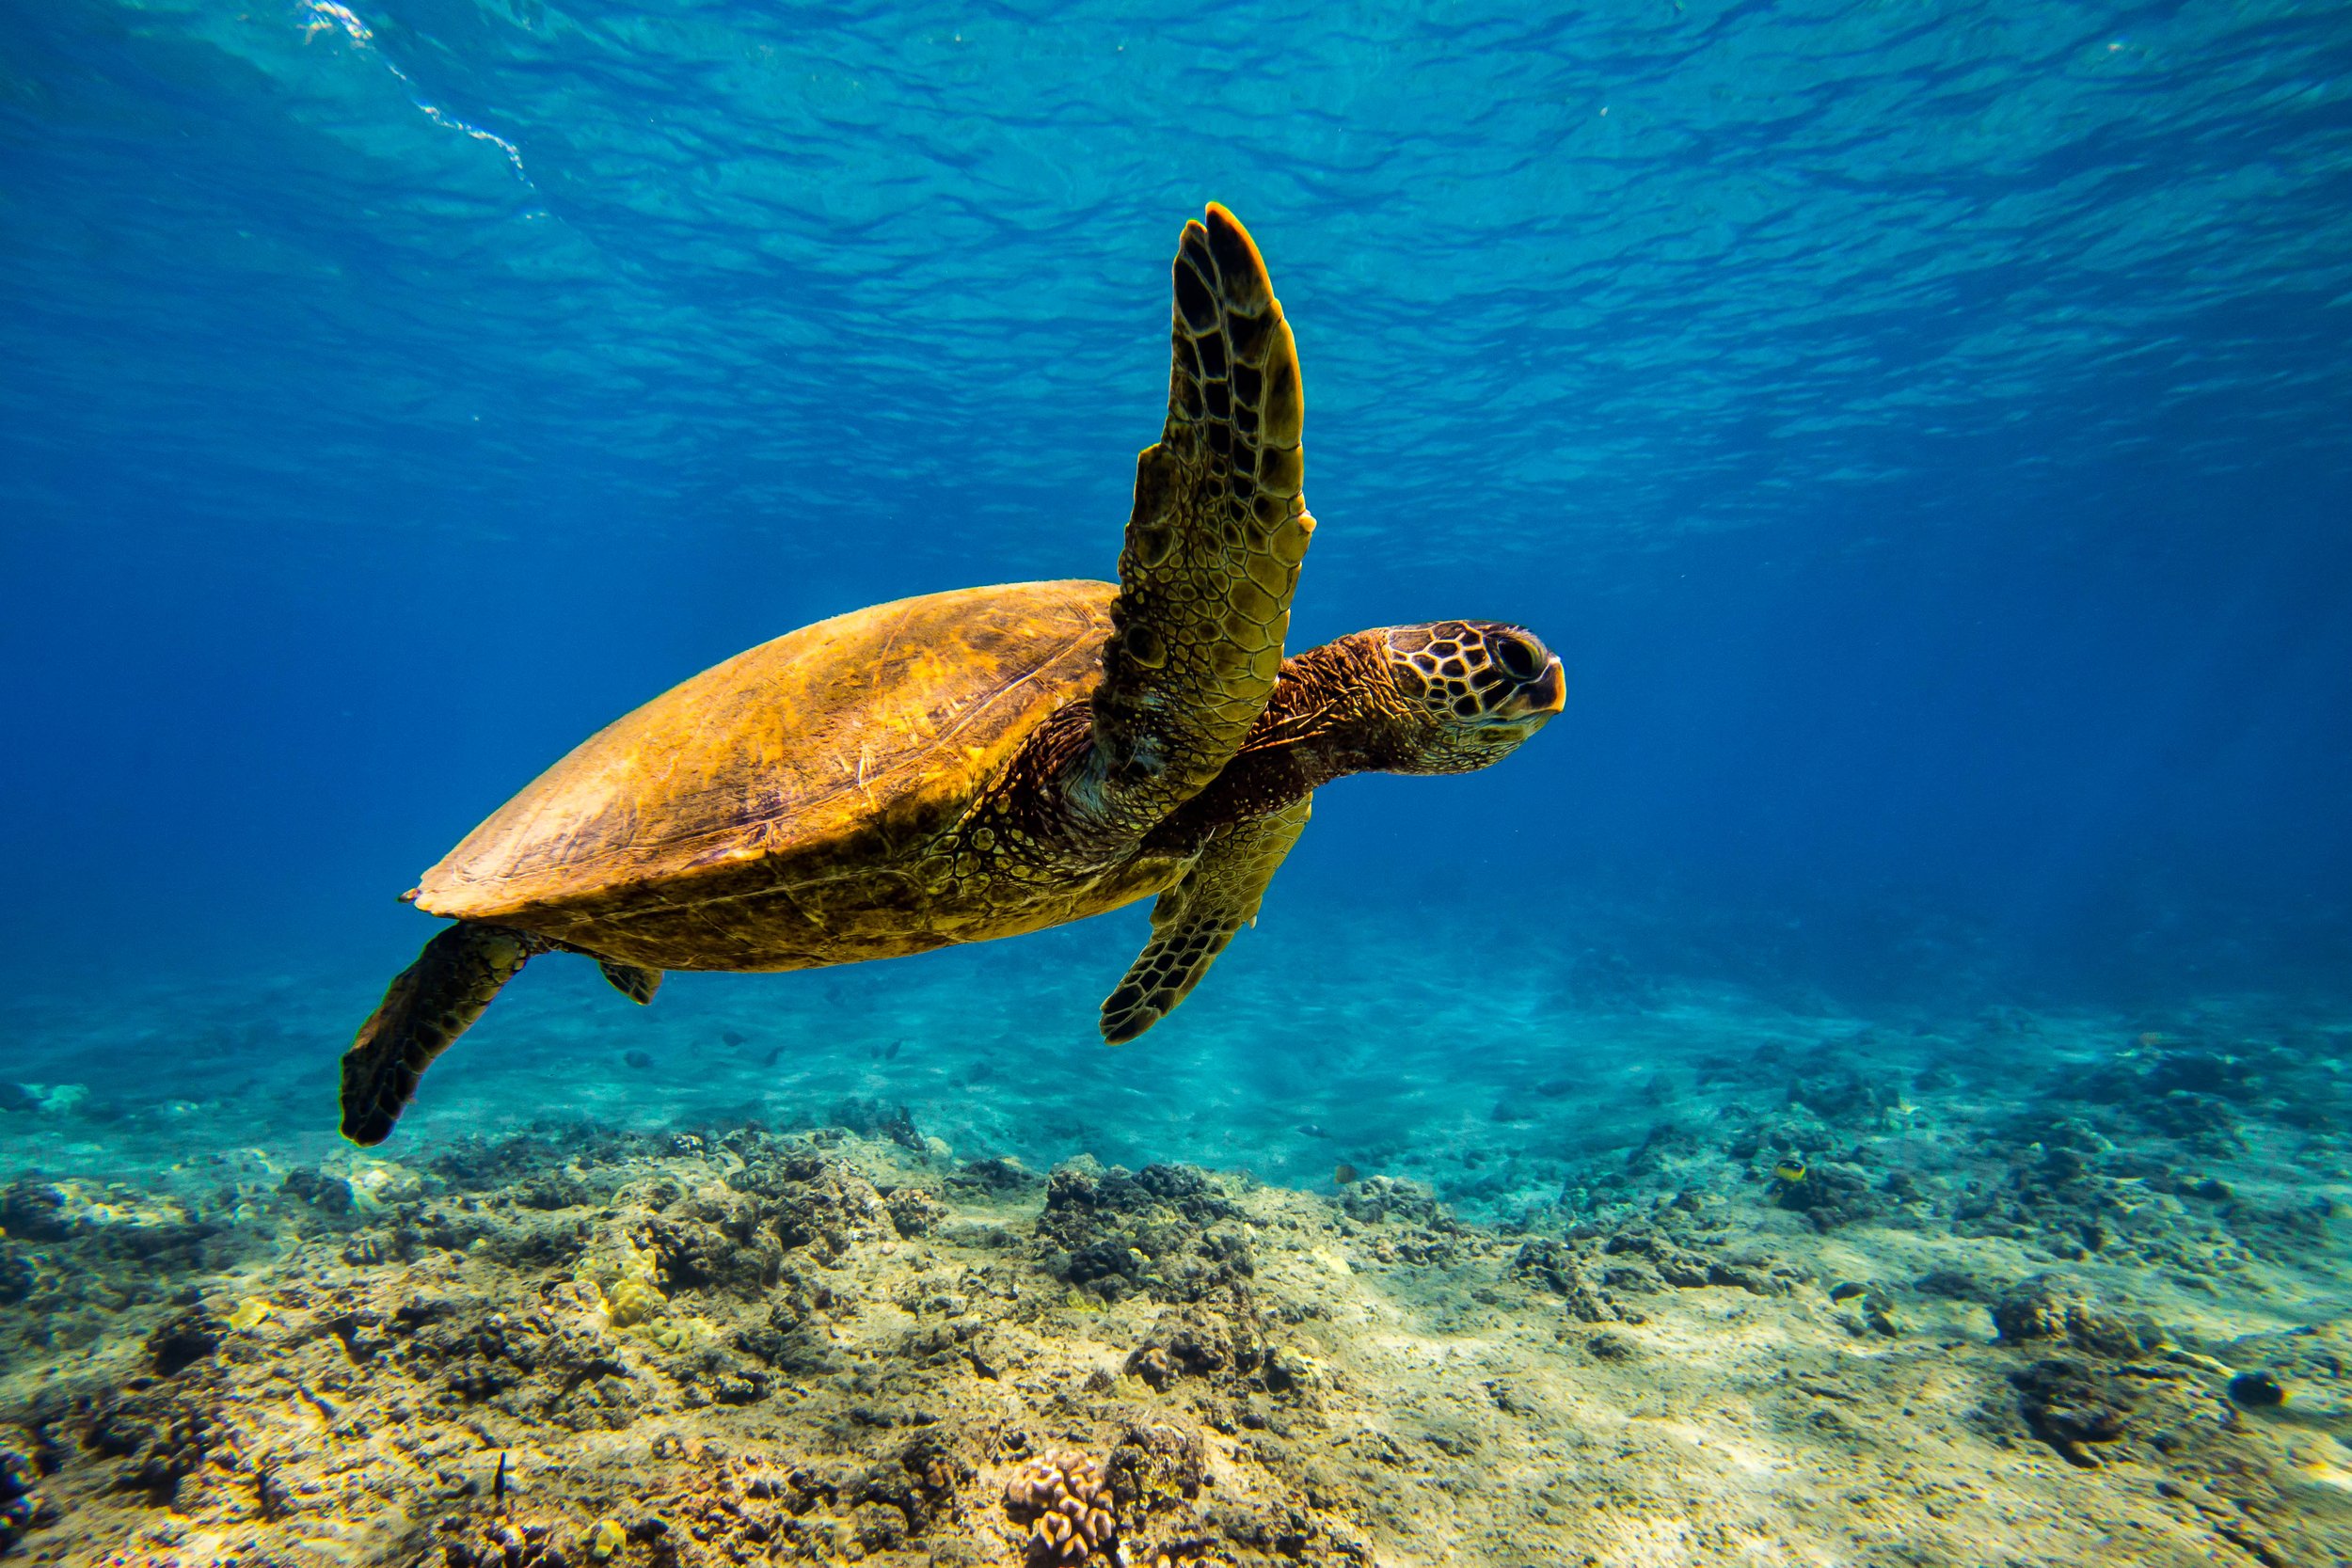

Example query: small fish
[1772,1158,1808,1184]
[1297,1122,1334,1139]
[1333,1163,1359,1186]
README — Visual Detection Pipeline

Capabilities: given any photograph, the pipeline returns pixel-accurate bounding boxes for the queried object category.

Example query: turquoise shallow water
[3,5,2352,1562]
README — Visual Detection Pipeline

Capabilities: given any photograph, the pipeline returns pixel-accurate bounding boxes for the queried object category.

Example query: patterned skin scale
[339,205,1566,1146]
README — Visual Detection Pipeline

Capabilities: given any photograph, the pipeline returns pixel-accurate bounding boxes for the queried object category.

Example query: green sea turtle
[340,204,1565,1145]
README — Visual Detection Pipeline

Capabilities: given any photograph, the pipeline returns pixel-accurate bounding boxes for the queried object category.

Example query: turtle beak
[1493,652,1566,729]
[1509,656,1566,721]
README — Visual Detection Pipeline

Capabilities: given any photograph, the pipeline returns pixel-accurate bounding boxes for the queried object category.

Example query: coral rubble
[5,986,2352,1568]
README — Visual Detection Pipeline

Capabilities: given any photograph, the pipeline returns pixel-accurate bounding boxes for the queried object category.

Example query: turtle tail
[339,923,546,1146]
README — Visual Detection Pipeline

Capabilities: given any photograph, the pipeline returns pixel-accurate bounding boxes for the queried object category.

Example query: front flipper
[340,923,547,1146]
[1100,796,1311,1044]
[1088,204,1316,825]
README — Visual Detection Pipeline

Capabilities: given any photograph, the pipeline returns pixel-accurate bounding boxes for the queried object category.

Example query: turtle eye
[1494,632,1543,680]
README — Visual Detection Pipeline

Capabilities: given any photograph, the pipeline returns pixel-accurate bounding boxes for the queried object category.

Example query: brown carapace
[339,204,1566,1146]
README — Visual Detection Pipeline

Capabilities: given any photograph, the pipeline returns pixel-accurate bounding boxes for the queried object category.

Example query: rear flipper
[340,923,548,1146]
[598,958,662,1005]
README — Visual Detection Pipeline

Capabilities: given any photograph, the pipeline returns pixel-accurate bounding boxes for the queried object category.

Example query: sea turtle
[340,204,1565,1146]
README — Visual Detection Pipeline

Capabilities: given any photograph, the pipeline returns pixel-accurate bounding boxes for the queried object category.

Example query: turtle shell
[412,579,1118,940]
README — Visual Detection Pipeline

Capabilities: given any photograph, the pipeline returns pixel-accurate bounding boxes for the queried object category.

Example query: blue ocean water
[3,0,2350,1164]
[11,7,2352,1564]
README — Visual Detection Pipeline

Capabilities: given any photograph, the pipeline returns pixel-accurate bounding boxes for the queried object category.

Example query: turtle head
[1376,621,1565,773]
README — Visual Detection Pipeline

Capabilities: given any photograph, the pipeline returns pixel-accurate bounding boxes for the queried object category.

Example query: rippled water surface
[8,0,2351,534]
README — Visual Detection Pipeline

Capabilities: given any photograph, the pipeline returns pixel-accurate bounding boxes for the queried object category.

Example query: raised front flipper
[1086,204,1316,827]
[1099,796,1311,1044]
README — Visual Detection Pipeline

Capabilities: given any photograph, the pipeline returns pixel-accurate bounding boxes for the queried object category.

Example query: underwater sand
[4,913,2350,1565]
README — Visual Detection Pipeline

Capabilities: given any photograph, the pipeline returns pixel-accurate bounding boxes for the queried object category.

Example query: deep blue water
[5,0,2352,1100]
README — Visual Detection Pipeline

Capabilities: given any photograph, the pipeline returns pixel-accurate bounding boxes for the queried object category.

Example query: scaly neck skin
[1144,633,1415,849]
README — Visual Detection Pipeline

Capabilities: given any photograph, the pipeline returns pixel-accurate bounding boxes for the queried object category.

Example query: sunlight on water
[298,0,535,180]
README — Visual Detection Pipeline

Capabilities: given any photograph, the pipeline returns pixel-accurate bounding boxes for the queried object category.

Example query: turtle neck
[1142,633,1411,850]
